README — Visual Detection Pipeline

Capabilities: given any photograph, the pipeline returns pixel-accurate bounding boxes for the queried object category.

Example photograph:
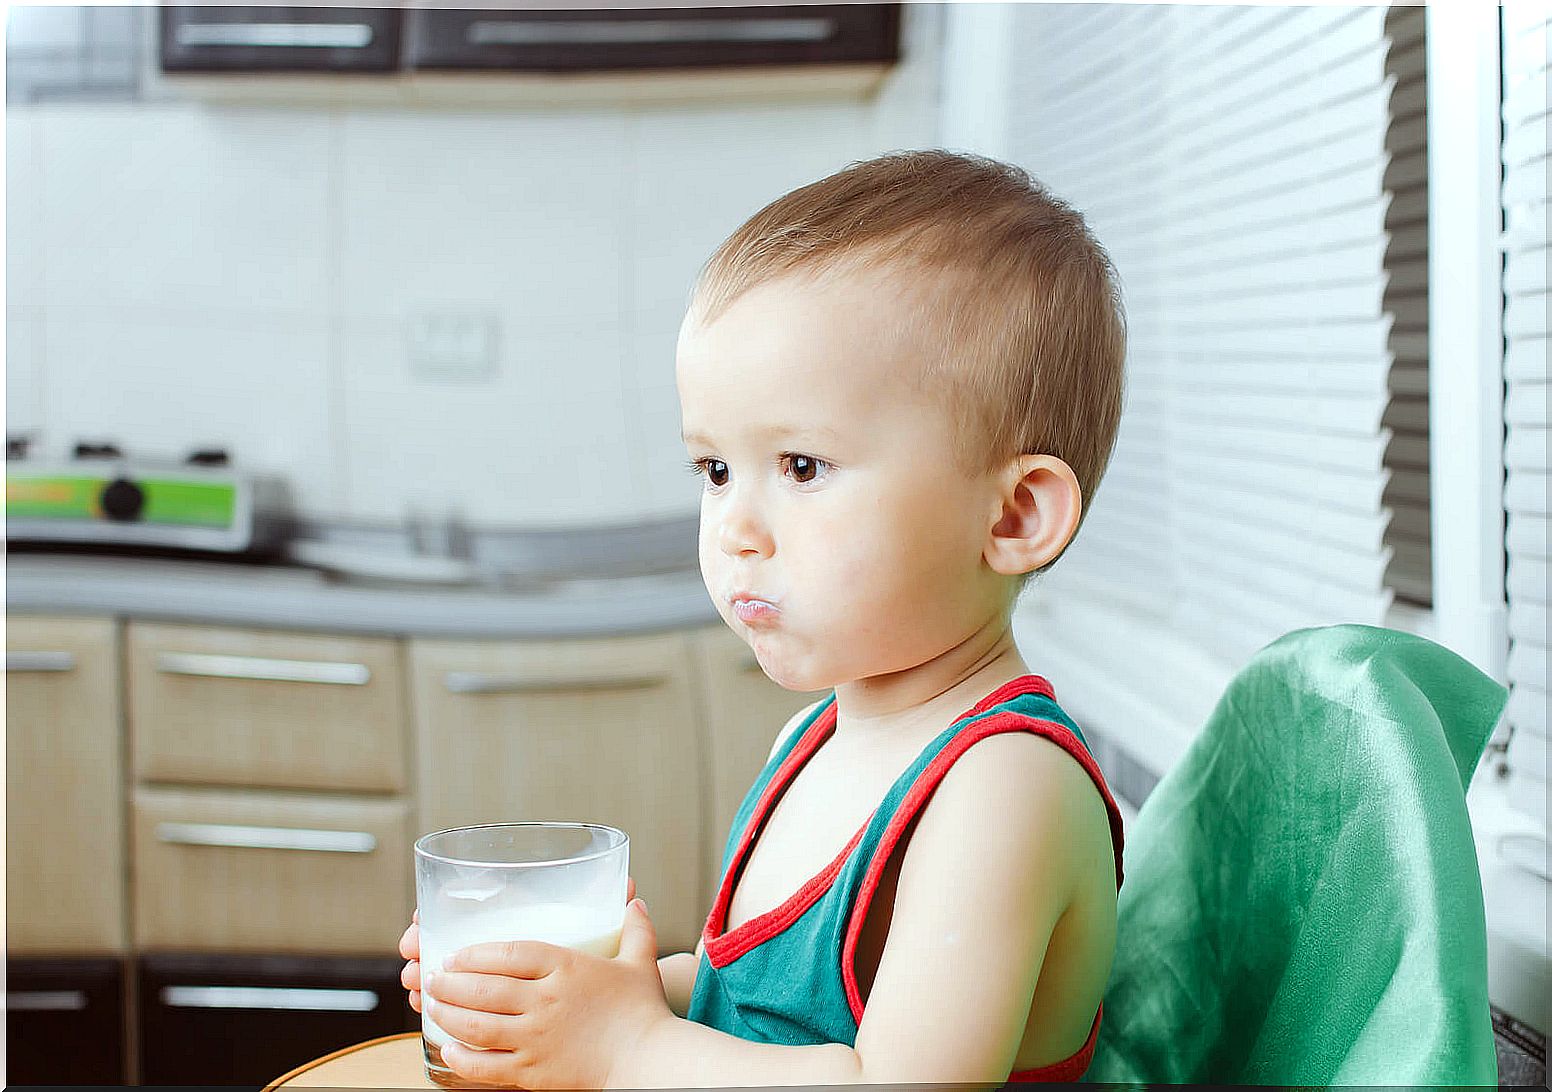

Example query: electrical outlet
[406,312,500,381]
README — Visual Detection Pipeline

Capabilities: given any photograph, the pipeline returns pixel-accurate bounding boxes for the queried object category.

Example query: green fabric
[687,685,1097,1050]
[1087,624,1508,1086]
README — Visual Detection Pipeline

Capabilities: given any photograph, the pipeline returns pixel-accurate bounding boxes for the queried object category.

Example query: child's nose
[717,499,773,558]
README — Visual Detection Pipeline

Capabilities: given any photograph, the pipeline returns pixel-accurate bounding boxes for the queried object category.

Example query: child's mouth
[732,598,780,624]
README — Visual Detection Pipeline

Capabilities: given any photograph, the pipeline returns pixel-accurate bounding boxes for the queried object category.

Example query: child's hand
[398,909,423,1013]
[424,895,670,1090]
[399,878,637,1016]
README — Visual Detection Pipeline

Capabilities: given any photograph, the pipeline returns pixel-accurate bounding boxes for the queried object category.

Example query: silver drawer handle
[161,985,379,1012]
[156,652,370,686]
[7,989,88,1012]
[467,17,835,47]
[157,821,377,854]
[176,23,374,49]
[444,671,665,695]
[6,651,78,673]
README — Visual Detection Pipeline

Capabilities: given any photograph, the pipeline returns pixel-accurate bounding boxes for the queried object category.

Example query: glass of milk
[413,822,628,1088]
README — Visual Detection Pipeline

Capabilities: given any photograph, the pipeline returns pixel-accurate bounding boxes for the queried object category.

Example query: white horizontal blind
[1006,5,1399,729]
[1381,5,1433,607]
[1500,0,1550,825]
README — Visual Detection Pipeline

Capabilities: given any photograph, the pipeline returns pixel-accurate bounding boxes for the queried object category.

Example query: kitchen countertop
[5,554,721,638]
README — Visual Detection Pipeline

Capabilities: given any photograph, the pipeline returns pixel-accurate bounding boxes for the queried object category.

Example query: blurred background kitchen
[5,1,1546,1086]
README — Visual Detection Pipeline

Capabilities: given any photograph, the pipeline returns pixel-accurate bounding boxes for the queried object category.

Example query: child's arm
[656,938,703,1017]
[610,732,1098,1087]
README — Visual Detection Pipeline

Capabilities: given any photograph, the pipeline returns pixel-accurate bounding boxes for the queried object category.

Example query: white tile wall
[6,113,42,309]
[336,108,628,328]
[337,313,635,526]
[36,104,331,315]
[39,305,337,515]
[6,307,45,436]
[5,5,940,527]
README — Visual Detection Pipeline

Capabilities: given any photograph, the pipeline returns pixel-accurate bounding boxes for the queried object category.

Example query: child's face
[676,271,1012,694]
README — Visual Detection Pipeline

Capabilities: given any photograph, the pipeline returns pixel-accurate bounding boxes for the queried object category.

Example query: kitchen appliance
[5,439,292,557]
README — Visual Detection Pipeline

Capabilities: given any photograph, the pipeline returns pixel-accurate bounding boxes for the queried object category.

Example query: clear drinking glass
[413,822,629,1088]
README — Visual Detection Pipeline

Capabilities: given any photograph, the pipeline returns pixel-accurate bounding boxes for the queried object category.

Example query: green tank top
[685,675,1126,1083]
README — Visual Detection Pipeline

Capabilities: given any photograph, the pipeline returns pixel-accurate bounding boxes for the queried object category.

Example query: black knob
[186,448,230,467]
[74,442,124,460]
[100,478,145,522]
[6,436,30,461]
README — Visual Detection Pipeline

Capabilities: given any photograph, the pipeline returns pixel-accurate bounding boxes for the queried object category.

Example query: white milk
[421,900,623,1051]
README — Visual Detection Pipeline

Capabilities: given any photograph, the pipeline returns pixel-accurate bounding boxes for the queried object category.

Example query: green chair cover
[1087,624,1508,1085]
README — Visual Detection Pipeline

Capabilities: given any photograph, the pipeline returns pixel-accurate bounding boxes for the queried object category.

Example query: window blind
[1001,5,1401,773]
[1500,0,1549,826]
[1381,5,1432,607]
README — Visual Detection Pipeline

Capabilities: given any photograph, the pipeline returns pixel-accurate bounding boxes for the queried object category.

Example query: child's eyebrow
[682,424,842,446]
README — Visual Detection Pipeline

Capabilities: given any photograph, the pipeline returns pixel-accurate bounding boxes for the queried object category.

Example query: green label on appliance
[7,475,237,528]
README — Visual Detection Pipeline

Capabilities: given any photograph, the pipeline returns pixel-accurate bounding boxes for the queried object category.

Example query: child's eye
[684,457,728,487]
[782,453,828,485]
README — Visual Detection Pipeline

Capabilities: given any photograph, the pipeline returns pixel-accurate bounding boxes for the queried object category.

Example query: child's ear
[984,454,1083,576]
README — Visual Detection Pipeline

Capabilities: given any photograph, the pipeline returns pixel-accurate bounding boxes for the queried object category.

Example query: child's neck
[830,621,1028,743]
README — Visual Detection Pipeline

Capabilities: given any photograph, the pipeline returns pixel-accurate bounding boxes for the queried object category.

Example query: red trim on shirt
[1005,1001,1103,1083]
[959,674,1056,719]
[837,709,1127,1037]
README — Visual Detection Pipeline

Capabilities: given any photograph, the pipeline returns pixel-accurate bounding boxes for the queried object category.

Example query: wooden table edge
[261,1030,423,1091]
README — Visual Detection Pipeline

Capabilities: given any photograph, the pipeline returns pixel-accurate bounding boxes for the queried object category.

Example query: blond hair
[690,150,1126,579]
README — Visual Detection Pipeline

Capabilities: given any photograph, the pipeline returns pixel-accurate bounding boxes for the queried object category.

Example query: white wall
[5,4,941,528]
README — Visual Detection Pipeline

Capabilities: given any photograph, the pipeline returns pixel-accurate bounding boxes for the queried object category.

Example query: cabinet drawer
[160,6,403,72]
[409,630,705,952]
[137,952,415,1085]
[128,621,407,792]
[405,4,900,72]
[7,615,126,954]
[6,957,128,1085]
[132,786,412,954]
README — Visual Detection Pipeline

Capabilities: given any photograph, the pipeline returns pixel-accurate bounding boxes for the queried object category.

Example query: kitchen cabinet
[159,6,402,72]
[137,952,415,1085]
[132,785,413,954]
[409,630,705,952]
[5,957,129,1084]
[127,621,408,793]
[6,615,126,955]
[404,4,901,72]
[688,625,828,905]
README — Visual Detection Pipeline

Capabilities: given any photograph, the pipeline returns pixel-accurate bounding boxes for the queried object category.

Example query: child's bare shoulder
[911,730,1113,900]
[766,697,827,762]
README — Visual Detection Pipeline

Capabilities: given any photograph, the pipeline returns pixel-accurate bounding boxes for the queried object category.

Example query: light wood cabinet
[687,625,828,905]
[408,631,705,952]
[131,784,413,954]
[127,622,408,793]
[6,615,126,954]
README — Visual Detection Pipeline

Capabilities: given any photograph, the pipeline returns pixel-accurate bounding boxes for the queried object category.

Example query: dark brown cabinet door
[405,4,900,71]
[160,6,402,72]
[137,952,417,1085]
[6,957,127,1085]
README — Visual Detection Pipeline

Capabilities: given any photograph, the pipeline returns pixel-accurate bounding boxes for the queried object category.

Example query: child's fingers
[627,876,636,902]
[409,988,421,1014]
[402,959,422,992]
[399,921,420,960]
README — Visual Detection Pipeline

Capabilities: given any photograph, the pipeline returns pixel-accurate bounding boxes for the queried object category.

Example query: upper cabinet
[158,4,899,75]
[158,6,403,72]
[403,5,901,72]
